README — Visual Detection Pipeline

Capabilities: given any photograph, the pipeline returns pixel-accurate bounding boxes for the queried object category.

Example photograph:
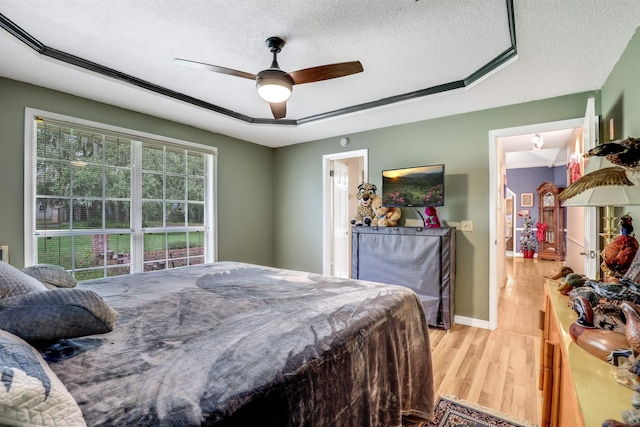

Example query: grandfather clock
[537,182,565,261]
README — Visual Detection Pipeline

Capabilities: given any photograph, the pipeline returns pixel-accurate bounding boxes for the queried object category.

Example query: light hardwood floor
[428,256,562,425]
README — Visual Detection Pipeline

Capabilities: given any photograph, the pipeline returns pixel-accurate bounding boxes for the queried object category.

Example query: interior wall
[600,25,640,224]
[273,92,597,322]
[506,166,567,255]
[0,77,276,268]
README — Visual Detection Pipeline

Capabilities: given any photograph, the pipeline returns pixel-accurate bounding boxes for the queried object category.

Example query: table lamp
[561,156,640,243]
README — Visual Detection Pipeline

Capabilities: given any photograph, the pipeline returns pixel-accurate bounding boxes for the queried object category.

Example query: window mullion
[206,153,216,263]
[24,118,38,264]
[131,141,144,273]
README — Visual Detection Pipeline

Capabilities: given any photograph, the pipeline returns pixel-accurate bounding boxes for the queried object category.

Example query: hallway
[429,256,561,425]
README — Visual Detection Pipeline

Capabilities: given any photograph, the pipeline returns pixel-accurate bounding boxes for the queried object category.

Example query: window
[24,109,217,280]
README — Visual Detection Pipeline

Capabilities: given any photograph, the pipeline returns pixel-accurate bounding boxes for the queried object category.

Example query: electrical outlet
[461,220,473,231]
[0,245,8,264]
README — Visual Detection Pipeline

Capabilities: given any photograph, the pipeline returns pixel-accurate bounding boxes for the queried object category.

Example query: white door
[565,206,586,274]
[332,160,350,277]
[565,97,598,277]
[322,149,368,277]
[505,190,515,254]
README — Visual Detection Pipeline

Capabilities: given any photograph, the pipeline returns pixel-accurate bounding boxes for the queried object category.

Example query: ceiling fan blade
[288,61,363,85]
[270,102,286,119]
[173,58,256,80]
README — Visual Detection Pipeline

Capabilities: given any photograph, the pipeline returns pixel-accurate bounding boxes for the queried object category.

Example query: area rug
[423,396,538,427]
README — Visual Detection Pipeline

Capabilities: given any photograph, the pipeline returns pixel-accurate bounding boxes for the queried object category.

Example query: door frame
[488,117,586,330]
[322,149,368,276]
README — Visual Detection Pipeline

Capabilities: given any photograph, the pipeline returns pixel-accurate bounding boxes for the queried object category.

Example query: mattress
[41,261,434,426]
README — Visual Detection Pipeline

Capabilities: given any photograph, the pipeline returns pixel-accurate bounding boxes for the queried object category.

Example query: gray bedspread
[41,262,434,426]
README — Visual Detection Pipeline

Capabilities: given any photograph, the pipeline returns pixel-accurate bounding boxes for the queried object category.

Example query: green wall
[274,93,600,321]
[601,26,640,141]
[0,78,275,268]
[600,26,640,245]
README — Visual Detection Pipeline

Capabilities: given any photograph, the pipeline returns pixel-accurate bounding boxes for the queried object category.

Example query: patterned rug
[424,396,538,427]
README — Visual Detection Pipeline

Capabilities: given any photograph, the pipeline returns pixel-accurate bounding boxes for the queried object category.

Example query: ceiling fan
[173,37,363,119]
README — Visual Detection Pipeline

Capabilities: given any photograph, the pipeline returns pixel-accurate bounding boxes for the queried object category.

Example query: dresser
[540,282,633,426]
[351,226,455,329]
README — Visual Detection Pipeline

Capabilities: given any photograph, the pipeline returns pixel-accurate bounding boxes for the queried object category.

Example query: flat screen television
[382,164,445,207]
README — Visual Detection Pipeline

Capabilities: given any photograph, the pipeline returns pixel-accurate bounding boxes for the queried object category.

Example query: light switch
[461,220,473,231]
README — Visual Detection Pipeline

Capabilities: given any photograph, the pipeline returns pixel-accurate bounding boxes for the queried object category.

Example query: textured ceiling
[1,1,639,147]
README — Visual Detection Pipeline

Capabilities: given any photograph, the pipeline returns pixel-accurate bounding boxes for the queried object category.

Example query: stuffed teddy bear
[380,206,401,227]
[370,195,402,227]
[370,195,387,227]
[424,206,441,228]
[351,182,377,226]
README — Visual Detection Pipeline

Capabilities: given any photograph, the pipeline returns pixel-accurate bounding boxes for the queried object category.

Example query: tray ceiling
[1,1,639,147]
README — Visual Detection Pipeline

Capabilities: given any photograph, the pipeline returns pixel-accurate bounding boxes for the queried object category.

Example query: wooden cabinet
[351,226,455,329]
[540,283,633,427]
[537,182,565,261]
[540,286,582,426]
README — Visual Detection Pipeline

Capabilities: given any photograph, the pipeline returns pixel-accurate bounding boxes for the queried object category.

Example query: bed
[0,261,434,426]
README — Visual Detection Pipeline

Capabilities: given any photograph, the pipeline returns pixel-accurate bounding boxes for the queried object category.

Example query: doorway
[322,149,368,277]
[489,117,589,330]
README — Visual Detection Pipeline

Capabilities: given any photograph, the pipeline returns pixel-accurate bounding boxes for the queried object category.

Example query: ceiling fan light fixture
[256,70,293,103]
[175,35,361,119]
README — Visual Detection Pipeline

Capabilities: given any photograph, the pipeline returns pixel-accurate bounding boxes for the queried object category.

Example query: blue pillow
[22,265,77,290]
[0,261,47,298]
[0,261,118,341]
[0,288,118,341]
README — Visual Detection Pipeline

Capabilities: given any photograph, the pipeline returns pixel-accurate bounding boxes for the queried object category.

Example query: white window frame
[23,107,218,272]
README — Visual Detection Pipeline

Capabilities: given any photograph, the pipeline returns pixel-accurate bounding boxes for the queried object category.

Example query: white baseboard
[453,315,491,330]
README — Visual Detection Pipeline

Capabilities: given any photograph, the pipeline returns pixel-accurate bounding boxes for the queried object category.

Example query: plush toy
[370,195,387,227]
[351,182,377,226]
[380,206,401,227]
[369,195,402,227]
[424,206,441,228]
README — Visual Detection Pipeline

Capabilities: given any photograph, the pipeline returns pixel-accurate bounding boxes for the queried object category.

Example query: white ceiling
[1,1,639,148]
[502,128,578,169]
